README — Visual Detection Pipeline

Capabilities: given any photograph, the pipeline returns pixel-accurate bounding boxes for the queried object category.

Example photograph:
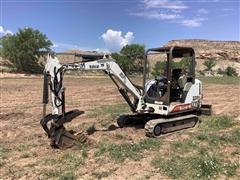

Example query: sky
[0,0,239,52]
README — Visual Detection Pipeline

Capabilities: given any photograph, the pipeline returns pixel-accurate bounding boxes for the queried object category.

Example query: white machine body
[45,56,202,117]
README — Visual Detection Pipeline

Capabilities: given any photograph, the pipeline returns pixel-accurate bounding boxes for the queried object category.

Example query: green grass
[190,151,221,178]
[43,170,76,180]
[59,172,76,180]
[198,76,240,85]
[88,103,131,128]
[95,138,160,162]
[88,103,130,119]
[152,150,239,179]
[199,115,235,131]
[115,133,128,140]
[172,130,237,152]
[20,152,36,158]
[189,116,239,148]
[43,153,85,179]
[171,116,238,151]
[172,139,198,151]
[75,143,89,158]
[0,147,11,167]
[196,132,228,146]
[152,155,189,179]
[46,153,85,168]
[231,128,240,145]
[151,114,240,179]
[16,144,31,152]
[92,170,115,179]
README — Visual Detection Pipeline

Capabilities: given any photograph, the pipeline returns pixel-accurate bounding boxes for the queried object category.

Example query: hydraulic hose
[42,72,49,117]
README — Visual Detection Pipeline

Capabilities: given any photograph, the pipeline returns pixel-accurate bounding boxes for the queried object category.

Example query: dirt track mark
[0,112,32,121]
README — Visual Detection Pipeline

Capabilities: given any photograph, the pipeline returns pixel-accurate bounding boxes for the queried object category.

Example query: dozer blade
[200,104,212,116]
[40,109,88,149]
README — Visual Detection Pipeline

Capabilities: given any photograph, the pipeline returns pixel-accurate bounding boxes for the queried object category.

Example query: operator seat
[170,69,182,101]
[178,74,187,89]
[178,75,192,102]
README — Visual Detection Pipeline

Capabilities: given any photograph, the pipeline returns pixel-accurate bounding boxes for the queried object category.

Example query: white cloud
[131,11,182,20]
[131,0,208,28]
[221,8,233,12]
[0,26,13,36]
[52,42,81,49]
[219,8,235,17]
[143,0,188,10]
[51,42,89,52]
[51,42,109,54]
[180,18,206,27]
[197,8,208,14]
[0,26,4,33]
[101,29,134,52]
[94,48,110,54]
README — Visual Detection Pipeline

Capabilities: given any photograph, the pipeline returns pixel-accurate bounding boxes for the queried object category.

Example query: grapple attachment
[40,110,87,149]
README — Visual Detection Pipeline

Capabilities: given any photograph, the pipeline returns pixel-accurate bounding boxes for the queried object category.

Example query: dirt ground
[0,76,239,179]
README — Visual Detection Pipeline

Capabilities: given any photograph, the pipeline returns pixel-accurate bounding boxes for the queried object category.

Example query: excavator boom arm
[43,56,141,116]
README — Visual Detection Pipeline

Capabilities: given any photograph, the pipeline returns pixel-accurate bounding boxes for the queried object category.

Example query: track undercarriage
[117,113,198,137]
[117,107,211,137]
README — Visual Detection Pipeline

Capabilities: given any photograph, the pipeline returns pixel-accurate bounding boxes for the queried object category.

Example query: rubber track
[145,114,198,137]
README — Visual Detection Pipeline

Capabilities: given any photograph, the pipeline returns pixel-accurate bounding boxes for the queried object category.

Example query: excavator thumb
[40,109,87,149]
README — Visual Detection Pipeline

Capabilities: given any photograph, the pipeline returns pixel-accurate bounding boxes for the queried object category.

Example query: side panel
[184,79,201,108]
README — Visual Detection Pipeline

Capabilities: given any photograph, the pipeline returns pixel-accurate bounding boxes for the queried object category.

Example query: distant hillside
[1,39,239,75]
[57,50,104,63]
[165,39,240,62]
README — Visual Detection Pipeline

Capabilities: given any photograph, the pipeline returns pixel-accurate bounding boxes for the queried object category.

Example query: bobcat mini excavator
[41,46,212,149]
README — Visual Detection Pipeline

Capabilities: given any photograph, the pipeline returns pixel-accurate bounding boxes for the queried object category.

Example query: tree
[151,61,167,76]
[111,52,131,73]
[112,44,145,74]
[0,28,52,73]
[152,57,193,77]
[203,59,216,71]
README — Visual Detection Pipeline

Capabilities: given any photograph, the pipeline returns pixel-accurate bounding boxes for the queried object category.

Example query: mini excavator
[41,46,212,149]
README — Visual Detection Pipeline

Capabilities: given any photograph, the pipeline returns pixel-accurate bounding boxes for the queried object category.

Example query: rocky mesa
[165,39,240,62]
[146,39,240,75]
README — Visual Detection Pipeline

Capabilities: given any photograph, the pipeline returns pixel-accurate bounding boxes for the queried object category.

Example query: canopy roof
[147,46,195,58]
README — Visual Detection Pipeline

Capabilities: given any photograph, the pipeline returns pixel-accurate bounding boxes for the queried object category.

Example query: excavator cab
[143,46,196,105]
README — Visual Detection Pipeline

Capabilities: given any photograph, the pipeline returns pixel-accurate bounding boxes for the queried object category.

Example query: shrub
[224,66,238,77]
[203,59,216,71]
[217,68,225,75]
[198,70,205,76]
